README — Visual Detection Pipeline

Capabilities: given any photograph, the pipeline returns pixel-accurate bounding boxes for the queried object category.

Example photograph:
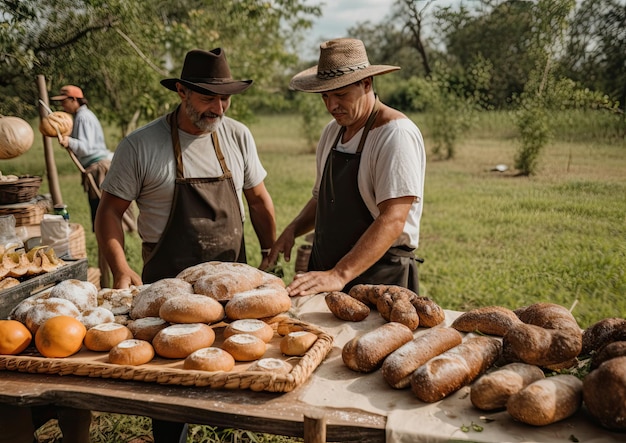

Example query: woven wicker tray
[0,316,333,393]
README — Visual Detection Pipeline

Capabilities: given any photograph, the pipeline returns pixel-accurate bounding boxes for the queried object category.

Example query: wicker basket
[0,196,50,227]
[0,175,42,205]
[69,223,87,259]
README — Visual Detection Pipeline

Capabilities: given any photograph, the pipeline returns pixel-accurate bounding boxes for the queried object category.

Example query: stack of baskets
[0,176,48,226]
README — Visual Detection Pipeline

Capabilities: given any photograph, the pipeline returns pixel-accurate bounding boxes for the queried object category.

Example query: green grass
[3,110,625,442]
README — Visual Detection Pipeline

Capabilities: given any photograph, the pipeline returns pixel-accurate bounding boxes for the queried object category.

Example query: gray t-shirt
[102,115,266,243]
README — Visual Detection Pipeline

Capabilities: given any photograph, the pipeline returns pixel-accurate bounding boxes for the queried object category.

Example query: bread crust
[325,291,370,322]
[183,347,235,372]
[130,278,193,319]
[223,319,274,343]
[342,322,414,373]
[583,356,626,431]
[159,293,225,324]
[382,327,463,389]
[221,333,267,361]
[247,357,293,374]
[84,322,133,352]
[280,331,318,356]
[152,323,215,359]
[581,317,626,356]
[451,306,522,336]
[109,339,155,365]
[410,336,502,403]
[224,287,291,320]
[470,362,545,411]
[507,374,582,426]
[127,317,168,342]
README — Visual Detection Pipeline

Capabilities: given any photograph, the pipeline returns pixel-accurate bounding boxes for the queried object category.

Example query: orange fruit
[35,315,86,358]
[0,319,32,355]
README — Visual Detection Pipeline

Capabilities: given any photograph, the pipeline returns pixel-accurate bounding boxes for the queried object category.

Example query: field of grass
[2,109,625,442]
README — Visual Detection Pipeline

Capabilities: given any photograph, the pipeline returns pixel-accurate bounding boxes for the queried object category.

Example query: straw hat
[51,85,84,100]
[289,38,400,93]
[161,48,252,95]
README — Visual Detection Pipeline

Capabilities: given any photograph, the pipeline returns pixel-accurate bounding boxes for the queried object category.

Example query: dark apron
[141,107,246,284]
[309,99,420,293]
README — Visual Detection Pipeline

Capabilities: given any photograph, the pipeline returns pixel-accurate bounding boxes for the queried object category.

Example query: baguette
[506,374,582,426]
[410,336,502,403]
[470,362,545,411]
[342,322,414,373]
[381,327,462,389]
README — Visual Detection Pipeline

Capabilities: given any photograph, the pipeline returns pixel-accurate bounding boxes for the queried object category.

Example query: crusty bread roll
[159,293,225,324]
[183,347,235,372]
[130,278,193,319]
[507,374,582,426]
[280,331,318,356]
[376,290,420,330]
[24,297,82,335]
[223,319,274,343]
[247,358,293,374]
[80,307,115,330]
[452,306,523,336]
[152,323,215,359]
[98,287,139,315]
[109,339,155,366]
[84,322,133,352]
[126,317,168,342]
[348,284,387,306]
[470,362,545,411]
[325,291,370,322]
[581,317,626,356]
[590,340,626,370]
[224,287,292,320]
[221,333,267,361]
[181,262,265,302]
[583,356,626,431]
[381,327,463,389]
[410,336,502,403]
[49,279,98,312]
[342,322,414,373]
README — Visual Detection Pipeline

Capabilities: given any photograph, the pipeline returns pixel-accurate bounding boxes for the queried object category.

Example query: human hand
[58,135,70,148]
[266,229,296,267]
[113,269,143,289]
[286,270,346,297]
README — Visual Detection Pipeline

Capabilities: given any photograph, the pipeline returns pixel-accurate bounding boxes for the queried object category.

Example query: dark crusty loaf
[325,291,370,322]
[583,356,626,431]
[410,336,502,403]
[452,306,522,336]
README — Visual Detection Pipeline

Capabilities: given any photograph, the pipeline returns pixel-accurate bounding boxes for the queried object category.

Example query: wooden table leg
[304,410,326,443]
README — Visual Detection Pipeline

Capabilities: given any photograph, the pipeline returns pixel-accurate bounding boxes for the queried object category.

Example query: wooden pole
[303,410,327,443]
[36,75,63,205]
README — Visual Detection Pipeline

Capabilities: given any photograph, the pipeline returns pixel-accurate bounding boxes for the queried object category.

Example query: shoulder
[220,116,252,136]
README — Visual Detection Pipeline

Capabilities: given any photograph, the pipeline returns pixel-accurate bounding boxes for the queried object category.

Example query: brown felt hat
[161,48,252,95]
[289,38,400,93]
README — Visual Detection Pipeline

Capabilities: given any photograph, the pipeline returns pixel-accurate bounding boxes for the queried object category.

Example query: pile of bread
[4,261,322,375]
[330,285,626,432]
[0,246,66,291]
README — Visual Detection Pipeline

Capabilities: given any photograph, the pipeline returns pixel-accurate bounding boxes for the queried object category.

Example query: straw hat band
[317,62,369,80]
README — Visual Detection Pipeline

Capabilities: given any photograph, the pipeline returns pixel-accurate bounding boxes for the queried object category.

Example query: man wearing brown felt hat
[95,48,276,442]
[267,38,426,296]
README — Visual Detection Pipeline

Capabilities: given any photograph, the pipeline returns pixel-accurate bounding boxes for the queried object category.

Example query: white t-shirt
[102,115,267,243]
[312,118,425,249]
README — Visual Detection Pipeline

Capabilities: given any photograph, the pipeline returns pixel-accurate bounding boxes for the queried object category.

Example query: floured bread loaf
[24,297,81,334]
[190,263,265,302]
[127,317,169,342]
[98,286,141,315]
[81,307,115,330]
[152,323,215,359]
[221,333,266,361]
[109,339,154,365]
[8,291,51,324]
[49,279,98,312]
[247,358,293,374]
[159,293,225,324]
[184,347,235,372]
[225,286,291,320]
[84,322,133,351]
[130,278,193,319]
[223,319,274,343]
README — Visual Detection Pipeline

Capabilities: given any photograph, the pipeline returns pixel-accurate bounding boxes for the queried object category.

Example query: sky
[302,0,461,58]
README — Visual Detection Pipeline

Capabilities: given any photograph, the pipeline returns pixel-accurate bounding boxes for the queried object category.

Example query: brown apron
[309,98,420,293]
[142,107,246,284]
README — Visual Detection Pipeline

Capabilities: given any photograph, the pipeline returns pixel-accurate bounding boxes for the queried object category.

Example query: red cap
[50,85,84,100]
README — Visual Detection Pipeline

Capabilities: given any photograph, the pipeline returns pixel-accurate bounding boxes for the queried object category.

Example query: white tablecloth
[289,294,623,443]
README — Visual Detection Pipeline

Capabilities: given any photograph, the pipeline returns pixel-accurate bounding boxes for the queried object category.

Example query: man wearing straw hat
[268,38,425,296]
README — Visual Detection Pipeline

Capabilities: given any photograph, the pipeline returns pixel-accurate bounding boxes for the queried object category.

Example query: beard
[184,100,223,133]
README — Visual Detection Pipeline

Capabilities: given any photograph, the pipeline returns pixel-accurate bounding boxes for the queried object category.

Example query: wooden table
[0,370,385,443]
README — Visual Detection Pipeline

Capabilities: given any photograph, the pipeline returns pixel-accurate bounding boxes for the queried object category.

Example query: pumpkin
[35,315,86,358]
[0,115,34,159]
[39,111,73,137]
[0,319,32,355]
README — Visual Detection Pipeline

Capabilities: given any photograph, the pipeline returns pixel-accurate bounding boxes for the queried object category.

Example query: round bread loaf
[127,317,169,342]
[221,333,266,361]
[152,323,215,359]
[24,297,81,335]
[9,295,45,324]
[224,287,292,320]
[583,356,626,431]
[81,307,115,330]
[159,293,225,324]
[223,319,274,343]
[183,347,235,372]
[84,322,133,351]
[247,358,293,374]
[130,278,193,319]
[49,279,98,312]
[280,331,318,356]
[109,339,155,365]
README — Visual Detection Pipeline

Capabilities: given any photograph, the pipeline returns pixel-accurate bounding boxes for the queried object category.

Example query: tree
[0,0,321,136]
